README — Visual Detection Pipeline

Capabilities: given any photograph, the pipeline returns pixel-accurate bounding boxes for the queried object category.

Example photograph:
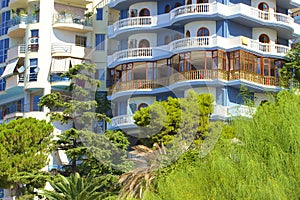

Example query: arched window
[175,2,182,8]
[258,2,269,12]
[197,0,208,3]
[138,103,148,110]
[138,39,150,48]
[139,8,150,16]
[164,36,170,44]
[187,0,192,4]
[259,34,270,43]
[259,34,270,52]
[165,5,170,13]
[197,27,209,36]
[186,30,191,38]
[258,2,269,19]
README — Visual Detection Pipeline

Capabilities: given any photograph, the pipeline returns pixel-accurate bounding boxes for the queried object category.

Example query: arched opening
[258,2,269,19]
[138,103,148,110]
[259,34,270,43]
[165,5,170,13]
[138,39,150,48]
[175,2,182,8]
[259,34,270,52]
[197,27,209,36]
[187,0,192,4]
[186,30,191,38]
[139,8,150,16]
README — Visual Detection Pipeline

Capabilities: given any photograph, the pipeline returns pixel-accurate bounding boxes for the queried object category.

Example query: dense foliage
[0,118,53,190]
[144,91,300,199]
[133,90,214,145]
[279,43,300,88]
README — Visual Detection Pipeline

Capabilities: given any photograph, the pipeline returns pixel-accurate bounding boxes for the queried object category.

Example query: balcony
[8,0,27,9]
[51,44,92,59]
[110,69,278,96]
[108,36,290,68]
[111,16,155,37]
[108,114,136,130]
[53,14,93,33]
[7,16,27,37]
[109,3,297,38]
[6,45,26,61]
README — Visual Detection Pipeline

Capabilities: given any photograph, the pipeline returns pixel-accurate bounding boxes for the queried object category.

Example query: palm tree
[39,173,102,200]
[118,143,167,199]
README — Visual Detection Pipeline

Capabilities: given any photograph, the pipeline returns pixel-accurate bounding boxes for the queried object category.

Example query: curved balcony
[8,0,27,10]
[51,44,92,59]
[5,74,24,91]
[110,69,278,97]
[109,114,136,130]
[53,14,93,33]
[109,3,297,38]
[108,46,170,67]
[108,36,290,68]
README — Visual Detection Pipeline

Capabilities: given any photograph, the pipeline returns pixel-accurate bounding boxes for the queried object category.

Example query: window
[1,0,9,8]
[0,67,5,91]
[138,39,150,48]
[186,30,191,38]
[96,8,103,20]
[175,2,182,8]
[259,34,270,52]
[29,58,38,82]
[0,38,9,63]
[139,8,150,16]
[197,27,209,36]
[138,103,148,110]
[258,2,269,19]
[30,29,39,52]
[31,29,39,37]
[75,35,87,47]
[187,0,192,4]
[1,11,10,36]
[32,95,42,111]
[95,34,105,50]
[164,36,170,45]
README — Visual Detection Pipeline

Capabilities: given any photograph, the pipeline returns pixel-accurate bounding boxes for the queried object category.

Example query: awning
[1,58,19,79]
[50,57,71,73]
[58,150,70,165]
[70,58,83,66]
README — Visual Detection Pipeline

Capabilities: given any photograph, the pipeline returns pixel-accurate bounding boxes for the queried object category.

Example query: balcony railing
[170,3,213,19]
[113,48,153,61]
[53,14,92,26]
[249,6,293,24]
[110,69,279,94]
[111,114,135,127]
[51,44,92,59]
[50,74,70,83]
[227,105,256,118]
[109,36,290,67]
[113,16,154,32]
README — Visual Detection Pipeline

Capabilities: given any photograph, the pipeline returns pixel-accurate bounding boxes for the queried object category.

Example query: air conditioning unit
[29,37,39,45]
[17,66,25,73]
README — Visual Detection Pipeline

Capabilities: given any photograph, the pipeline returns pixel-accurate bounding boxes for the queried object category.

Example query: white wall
[129,2,158,16]
[128,33,157,47]
[251,0,276,13]
[252,28,277,44]
[185,21,216,37]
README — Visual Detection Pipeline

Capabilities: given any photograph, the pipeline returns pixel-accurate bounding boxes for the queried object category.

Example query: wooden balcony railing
[110,70,279,94]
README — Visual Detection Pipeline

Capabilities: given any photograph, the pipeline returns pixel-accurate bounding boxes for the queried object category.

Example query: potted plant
[32,5,39,23]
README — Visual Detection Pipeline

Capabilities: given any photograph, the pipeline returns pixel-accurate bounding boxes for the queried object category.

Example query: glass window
[197,27,209,37]
[138,39,150,48]
[96,8,103,20]
[139,8,150,16]
[0,67,5,91]
[95,34,105,50]
[75,35,87,47]
[1,11,10,36]
[1,0,10,8]
[0,38,9,63]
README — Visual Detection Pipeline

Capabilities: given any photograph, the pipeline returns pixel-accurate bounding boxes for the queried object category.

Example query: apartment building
[106,0,300,135]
